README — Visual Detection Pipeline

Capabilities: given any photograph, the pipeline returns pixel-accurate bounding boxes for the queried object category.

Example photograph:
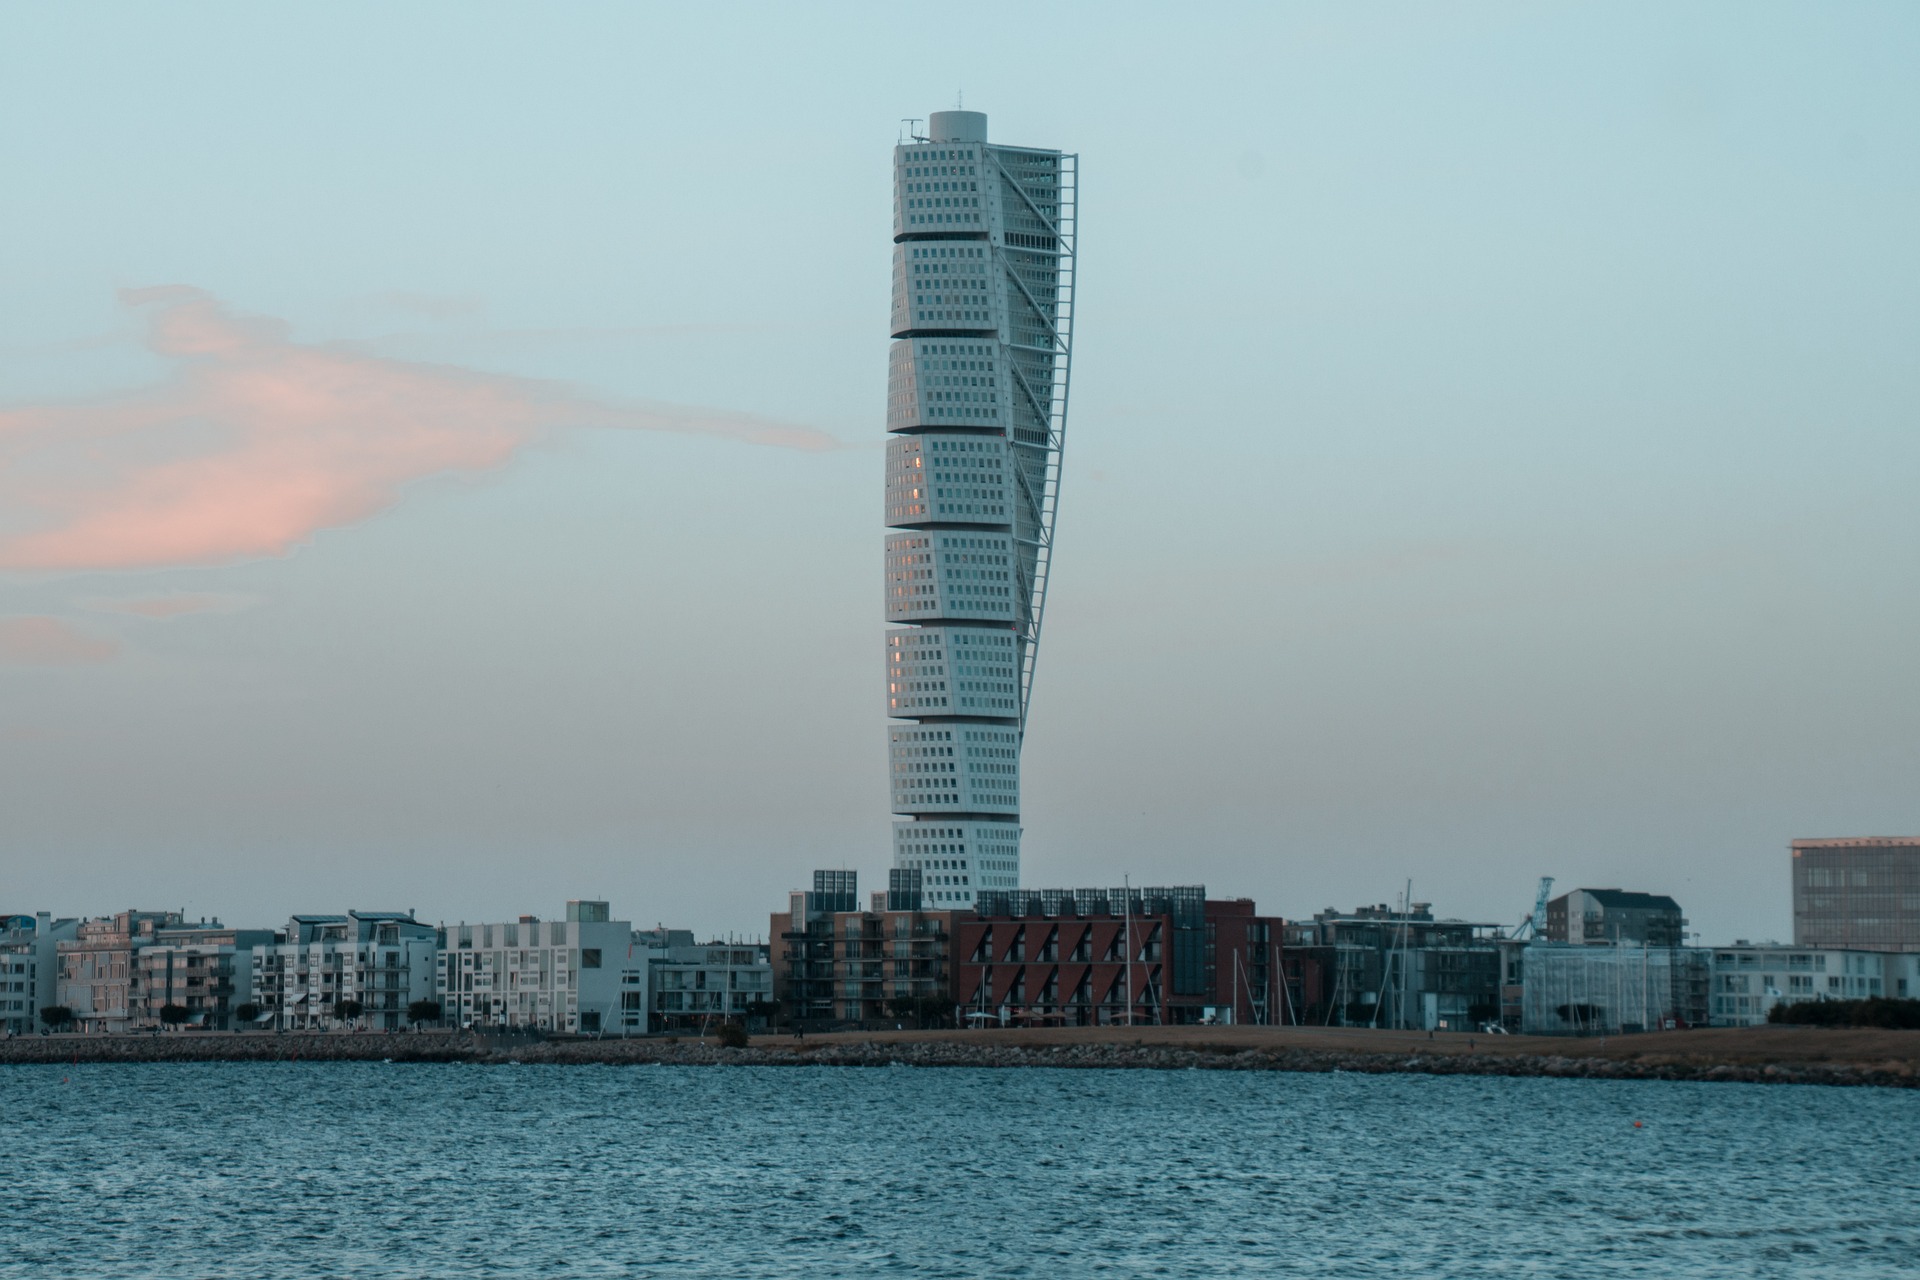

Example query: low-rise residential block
[132,925,275,1030]
[644,934,773,1033]
[437,900,634,1034]
[1708,942,1920,1026]
[1285,904,1502,1030]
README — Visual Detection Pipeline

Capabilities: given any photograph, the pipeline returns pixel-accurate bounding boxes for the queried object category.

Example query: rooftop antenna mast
[1399,880,1414,1030]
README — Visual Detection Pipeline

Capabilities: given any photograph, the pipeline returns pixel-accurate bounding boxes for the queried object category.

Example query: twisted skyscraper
[884,110,1077,909]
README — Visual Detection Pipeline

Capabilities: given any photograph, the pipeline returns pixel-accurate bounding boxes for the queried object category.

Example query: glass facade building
[884,110,1076,910]
[1792,837,1920,952]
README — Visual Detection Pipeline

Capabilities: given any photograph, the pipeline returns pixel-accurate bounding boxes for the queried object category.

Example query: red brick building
[953,888,1313,1026]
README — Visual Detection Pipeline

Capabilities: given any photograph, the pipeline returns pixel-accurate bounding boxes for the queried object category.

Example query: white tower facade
[884,110,1077,909]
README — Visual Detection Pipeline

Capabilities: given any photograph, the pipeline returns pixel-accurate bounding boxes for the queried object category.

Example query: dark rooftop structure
[1545,889,1686,948]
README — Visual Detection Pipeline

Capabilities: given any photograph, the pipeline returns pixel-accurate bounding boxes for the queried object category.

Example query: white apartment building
[438,901,635,1034]
[884,108,1078,909]
[252,911,438,1031]
[1,912,78,1034]
[1708,942,1917,1026]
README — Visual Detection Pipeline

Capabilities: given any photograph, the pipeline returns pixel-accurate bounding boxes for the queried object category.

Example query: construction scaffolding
[1519,943,1710,1035]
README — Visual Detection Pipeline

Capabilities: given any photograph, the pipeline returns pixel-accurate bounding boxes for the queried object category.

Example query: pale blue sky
[2,3,1916,943]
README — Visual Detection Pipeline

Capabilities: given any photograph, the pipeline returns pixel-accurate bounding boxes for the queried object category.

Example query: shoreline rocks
[1,1033,1913,1088]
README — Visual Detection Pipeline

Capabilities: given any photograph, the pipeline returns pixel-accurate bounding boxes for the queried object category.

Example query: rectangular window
[580,949,602,969]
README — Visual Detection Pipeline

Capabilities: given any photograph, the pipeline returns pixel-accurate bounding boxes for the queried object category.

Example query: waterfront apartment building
[1792,837,1920,951]
[1494,936,1530,1032]
[437,901,634,1034]
[131,925,275,1030]
[56,909,186,1033]
[884,109,1077,910]
[1544,889,1687,947]
[773,870,861,1025]
[953,888,1295,1027]
[252,910,438,1031]
[1284,904,1504,1031]
[773,870,960,1026]
[1708,942,1920,1026]
[1,912,78,1034]
[774,875,1301,1030]
[1519,943,1711,1035]
[645,935,774,1034]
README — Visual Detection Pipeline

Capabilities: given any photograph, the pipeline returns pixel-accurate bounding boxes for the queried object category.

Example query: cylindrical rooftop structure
[928,110,987,143]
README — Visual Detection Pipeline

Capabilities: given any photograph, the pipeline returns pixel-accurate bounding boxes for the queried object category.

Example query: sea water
[2,1062,1915,1278]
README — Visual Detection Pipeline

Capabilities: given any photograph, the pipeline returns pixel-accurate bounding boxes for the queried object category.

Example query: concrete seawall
[4,1030,1915,1088]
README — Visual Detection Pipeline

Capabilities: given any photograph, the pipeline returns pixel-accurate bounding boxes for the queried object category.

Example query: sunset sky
[3,3,1916,943]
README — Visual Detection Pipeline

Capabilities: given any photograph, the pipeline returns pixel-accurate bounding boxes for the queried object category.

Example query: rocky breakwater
[707,1039,1914,1087]
[3,1032,1914,1087]
[0,1032,479,1065]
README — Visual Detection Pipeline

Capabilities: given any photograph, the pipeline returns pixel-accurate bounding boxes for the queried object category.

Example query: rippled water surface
[3,1063,1916,1278]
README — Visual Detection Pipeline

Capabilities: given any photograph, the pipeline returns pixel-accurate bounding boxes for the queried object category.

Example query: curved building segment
[884,109,1077,909]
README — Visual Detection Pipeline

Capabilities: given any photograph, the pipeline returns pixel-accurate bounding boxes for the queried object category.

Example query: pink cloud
[0,286,839,572]
[0,616,120,665]
[84,592,254,620]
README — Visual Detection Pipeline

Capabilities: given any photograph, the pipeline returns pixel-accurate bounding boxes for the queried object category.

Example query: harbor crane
[1509,876,1554,940]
